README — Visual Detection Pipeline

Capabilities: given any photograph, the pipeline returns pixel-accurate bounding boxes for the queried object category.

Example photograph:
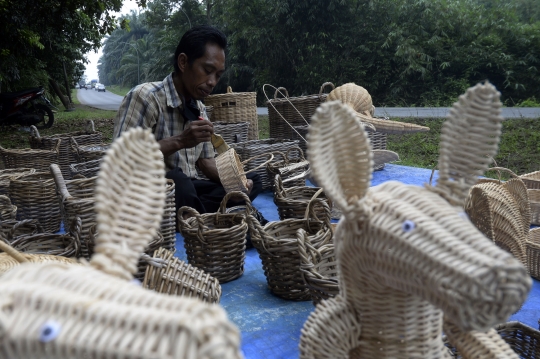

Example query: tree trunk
[49,78,70,110]
[62,61,74,106]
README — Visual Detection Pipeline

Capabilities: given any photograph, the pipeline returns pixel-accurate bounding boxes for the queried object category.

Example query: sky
[84,0,141,81]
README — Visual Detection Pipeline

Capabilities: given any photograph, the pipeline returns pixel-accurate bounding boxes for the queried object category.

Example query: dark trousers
[166,168,263,214]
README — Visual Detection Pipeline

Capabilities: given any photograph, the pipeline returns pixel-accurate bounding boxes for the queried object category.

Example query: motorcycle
[0,86,54,129]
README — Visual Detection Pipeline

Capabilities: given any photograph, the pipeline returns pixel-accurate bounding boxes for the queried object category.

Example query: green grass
[258,115,269,139]
[106,85,132,97]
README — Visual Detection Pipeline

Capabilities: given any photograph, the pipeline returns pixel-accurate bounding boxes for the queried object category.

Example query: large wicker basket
[69,159,102,178]
[274,175,331,221]
[216,149,273,193]
[178,191,250,283]
[266,82,334,140]
[266,147,309,189]
[143,247,222,303]
[9,171,62,233]
[0,140,60,172]
[205,86,258,140]
[0,168,36,197]
[71,137,110,162]
[29,122,102,179]
[520,170,540,190]
[232,138,300,189]
[213,121,249,145]
[0,195,16,220]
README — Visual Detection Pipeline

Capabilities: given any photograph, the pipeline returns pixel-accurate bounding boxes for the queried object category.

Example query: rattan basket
[205,86,258,140]
[232,138,300,189]
[527,228,540,280]
[161,179,176,251]
[444,321,540,358]
[267,147,309,189]
[213,121,249,145]
[216,149,273,193]
[274,175,331,221]
[29,122,102,179]
[143,247,222,303]
[520,171,540,190]
[0,139,60,172]
[69,159,102,178]
[530,189,540,226]
[266,82,334,140]
[9,171,61,233]
[0,219,42,240]
[71,137,110,162]
[249,192,332,301]
[178,191,251,283]
[0,168,36,197]
[0,195,16,220]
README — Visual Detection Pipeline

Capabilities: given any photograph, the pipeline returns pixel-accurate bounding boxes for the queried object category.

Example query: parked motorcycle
[0,87,54,129]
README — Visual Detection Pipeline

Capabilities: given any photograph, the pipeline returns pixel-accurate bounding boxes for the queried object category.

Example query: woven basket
[520,171,540,190]
[267,147,309,189]
[530,189,540,226]
[0,140,60,172]
[216,149,273,193]
[143,247,222,303]
[205,86,258,140]
[0,168,36,197]
[213,121,249,144]
[135,232,165,280]
[205,105,213,120]
[232,138,300,189]
[444,321,540,358]
[3,217,81,257]
[161,179,176,251]
[29,122,102,179]
[274,175,331,221]
[527,228,540,280]
[0,195,16,220]
[266,82,334,140]
[9,171,62,233]
[69,159,102,178]
[250,192,332,300]
[178,191,251,283]
[71,137,110,162]
[0,219,42,240]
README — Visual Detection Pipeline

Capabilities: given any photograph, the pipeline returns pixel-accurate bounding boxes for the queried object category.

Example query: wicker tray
[29,122,102,179]
[213,121,249,145]
[9,171,62,233]
[0,140,60,172]
[267,147,309,189]
[266,82,334,140]
[69,159,102,178]
[0,195,16,220]
[143,247,222,303]
[71,138,110,162]
[0,168,36,197]
[178,191,250,283]
[274,175,331,221]
[205,86,258,140]
[232,139,300,190]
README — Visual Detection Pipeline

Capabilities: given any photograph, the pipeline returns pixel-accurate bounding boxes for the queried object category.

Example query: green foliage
[516,97,540,107]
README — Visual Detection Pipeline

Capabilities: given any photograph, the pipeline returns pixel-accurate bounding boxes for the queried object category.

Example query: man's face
[179,42,225,101]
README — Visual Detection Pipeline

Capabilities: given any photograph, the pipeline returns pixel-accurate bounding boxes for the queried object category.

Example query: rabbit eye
[459,211,469,221]
[401,220,416,232]
[40,320,61,342]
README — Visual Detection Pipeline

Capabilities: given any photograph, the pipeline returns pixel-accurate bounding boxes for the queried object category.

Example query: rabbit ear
[433,81,504,206]
[307,101,372,215]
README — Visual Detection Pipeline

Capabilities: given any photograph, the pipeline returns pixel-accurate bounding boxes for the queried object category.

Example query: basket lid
[327,83,373,116]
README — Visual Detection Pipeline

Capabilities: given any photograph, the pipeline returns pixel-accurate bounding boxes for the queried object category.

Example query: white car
[97,84,106,92]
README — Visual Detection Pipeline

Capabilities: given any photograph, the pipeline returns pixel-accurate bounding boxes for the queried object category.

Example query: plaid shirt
[113,73,213,178]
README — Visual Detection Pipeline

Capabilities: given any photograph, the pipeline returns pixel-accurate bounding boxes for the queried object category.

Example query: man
[113,25,263,216]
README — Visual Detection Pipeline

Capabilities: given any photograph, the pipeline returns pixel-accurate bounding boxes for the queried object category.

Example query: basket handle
[67,217,83,257]
[52,138,61,153]
[0,240,29,263]
[218,191,253,214]
[30,125,40,139]
[264,83,309,140]
[484,166,520,183]
[8,219,44,241]
[0,195,12,209]
[273,87,289,99]
[227,86,233,93]
[318,82,335,98]
[303,188,324,221]
[87,120,96,133]
[241,153,274,175]
[285,146,305,161]
[50,164,72,201]
[70,137,80,156]
[177,206,208,245]
[274,174,284,195]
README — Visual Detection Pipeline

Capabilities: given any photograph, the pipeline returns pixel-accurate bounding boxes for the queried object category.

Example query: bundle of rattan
[266,82,334,140]
[205,86,258,140]
[298,230,338,305]
[216,149,273,193]
[71,137,110,162]
[267,147,309,189]
[178,191,251,283]
[232,138,300,189]
[0,195,16,220]
[2,217,81,257]
[213,121,249,144]
[143,247,222,304]
[9,171,61,233]
[0,140,60,172]
[0,219,42,240]
[444,321,540,358]
[0,168,36,197]
[29,122,102,178]
[274,175,331,221]
[249,194,332,301]
[160,179,176,251]
[69,158,102,178]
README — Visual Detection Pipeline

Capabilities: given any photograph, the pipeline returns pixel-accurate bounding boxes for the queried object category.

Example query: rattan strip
[267,147,308,189]
[274,175,331,221]
[527,228,540,280]
[69,159,102,178]
[143,247,222,303]
[213,121,249,144]
[71,137,110,163]
[232,139,300,189]
[29,122,102,179]
[0,140,60,173]
[160,180,176,251]
[520,170,540,190]
[9,171,61,233]
[0,168,36,197]
[0,195,16,220]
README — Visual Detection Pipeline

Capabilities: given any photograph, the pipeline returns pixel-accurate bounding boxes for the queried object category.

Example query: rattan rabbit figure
[299,82,532,359]
[0,127,242,359]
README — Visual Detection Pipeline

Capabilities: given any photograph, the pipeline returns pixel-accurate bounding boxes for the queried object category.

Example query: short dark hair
[173,25,227,73]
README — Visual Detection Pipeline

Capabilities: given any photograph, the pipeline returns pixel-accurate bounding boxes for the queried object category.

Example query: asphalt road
[77,89,540,119]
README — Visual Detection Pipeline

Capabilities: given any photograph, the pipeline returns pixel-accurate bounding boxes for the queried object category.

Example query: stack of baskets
[0,140,60,172]
[274,176,331,221]
[29,122,102,178]
[205,86,258,140]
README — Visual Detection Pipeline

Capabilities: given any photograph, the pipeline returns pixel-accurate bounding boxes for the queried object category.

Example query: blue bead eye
[40,320,61,342]
[402,220,416,232]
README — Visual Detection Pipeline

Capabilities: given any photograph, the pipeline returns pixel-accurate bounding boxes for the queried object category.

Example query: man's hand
[159,119,213,157]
